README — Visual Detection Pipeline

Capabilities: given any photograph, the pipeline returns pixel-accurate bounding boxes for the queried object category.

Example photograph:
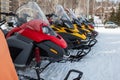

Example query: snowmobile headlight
[42,27,49,34]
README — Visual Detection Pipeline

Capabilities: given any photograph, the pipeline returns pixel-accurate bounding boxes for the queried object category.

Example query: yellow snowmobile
[51,5,92,49]
[67,9,98,38]
[78,17,98,37]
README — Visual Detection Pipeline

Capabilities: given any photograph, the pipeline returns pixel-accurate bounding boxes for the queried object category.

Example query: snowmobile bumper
[36,41,68,62]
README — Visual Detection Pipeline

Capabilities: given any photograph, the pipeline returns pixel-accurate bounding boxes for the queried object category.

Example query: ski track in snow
[40,27,120,80]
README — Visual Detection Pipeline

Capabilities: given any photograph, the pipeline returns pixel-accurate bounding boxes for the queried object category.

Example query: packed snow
[40,27,120,80]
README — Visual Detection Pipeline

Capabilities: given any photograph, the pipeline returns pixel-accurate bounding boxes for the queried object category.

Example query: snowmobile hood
[20,19,48,32]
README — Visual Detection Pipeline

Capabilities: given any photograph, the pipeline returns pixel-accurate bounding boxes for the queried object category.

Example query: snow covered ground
[40,27,120,80]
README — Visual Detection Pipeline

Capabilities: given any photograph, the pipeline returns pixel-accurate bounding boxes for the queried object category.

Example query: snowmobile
[0,2,69,80]
[78,17,98,38]
[66,9,98,39]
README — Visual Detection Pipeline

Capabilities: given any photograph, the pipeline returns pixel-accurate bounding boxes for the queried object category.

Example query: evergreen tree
[109,7,116,22]
[109,3,120,25]
[116,3,120,25]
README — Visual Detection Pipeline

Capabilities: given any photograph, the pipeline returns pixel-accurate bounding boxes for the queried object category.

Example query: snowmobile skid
[80,37,97,47]
[17,60,52,80]
[67,46,91,62]
[64,69,83,80]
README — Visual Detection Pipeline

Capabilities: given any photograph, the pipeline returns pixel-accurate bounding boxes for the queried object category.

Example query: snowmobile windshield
[55,5,74,28]
[68,9,82,26]
[69,9,78,20]
[79,17,88,26]
[82,17,89,25]
[16,1,49,25]
[15,1,57,36]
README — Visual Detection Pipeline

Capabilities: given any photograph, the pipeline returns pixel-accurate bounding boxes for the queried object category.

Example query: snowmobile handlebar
[0,12,17,17]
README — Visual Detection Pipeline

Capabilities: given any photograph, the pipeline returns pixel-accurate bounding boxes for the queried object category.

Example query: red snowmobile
[0,1,69,79]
